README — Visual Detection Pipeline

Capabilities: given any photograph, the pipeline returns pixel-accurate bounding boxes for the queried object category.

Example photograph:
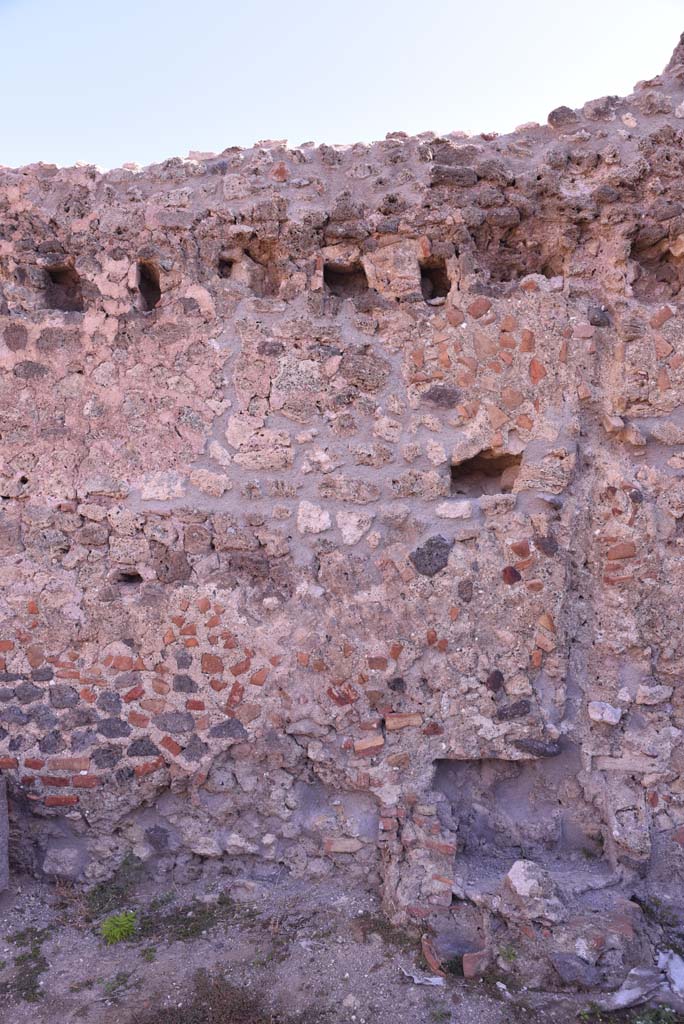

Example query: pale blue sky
[1,0,681,170]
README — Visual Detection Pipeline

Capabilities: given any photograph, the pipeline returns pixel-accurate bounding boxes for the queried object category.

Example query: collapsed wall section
[3,34,684,992]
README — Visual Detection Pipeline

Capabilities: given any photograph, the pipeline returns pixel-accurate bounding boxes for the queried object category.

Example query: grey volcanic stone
[409,535,453,577]
[153,712,195,734]
[0,778,8,892]
[98,718,131,738]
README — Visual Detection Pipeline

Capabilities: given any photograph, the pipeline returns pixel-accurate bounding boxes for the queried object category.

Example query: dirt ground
[0,867,675,1024]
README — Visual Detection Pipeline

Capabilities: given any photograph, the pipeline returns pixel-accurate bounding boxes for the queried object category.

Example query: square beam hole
[218,256,234,279]
[450,449,522,498]
[138,260,161,311]
[45,264,84,312]
[324,262,369,298]
[420,258,450,301]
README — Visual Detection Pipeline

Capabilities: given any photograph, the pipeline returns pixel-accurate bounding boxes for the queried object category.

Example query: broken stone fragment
[336,510,372,544]
[297,501,331,534]
[588,701,622,725]
[323,837,363,854]
[635,685,673,705]
[435,500,472,520]
[503,859,567,924]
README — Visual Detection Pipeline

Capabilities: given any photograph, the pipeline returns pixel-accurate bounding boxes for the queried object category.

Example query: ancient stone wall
[3,35,684,992]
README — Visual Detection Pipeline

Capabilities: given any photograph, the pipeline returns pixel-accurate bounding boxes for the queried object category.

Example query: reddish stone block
[40,775,69,787]
[48,757,89,771]
[160,736,182,756]
[201,653,224,675]
[230,657,251,677]
[606,541,637,560]
[134,757,164,778]
[367,656,388,670]
[423,723,444,736]
[123,684,144,703]
[111,655,135,671]
[650,305,674,328]
[196,597,211,613]
[250,667,268,687]
[24,758,45,770]
[128,711,149,728]
[467,297,492,319]
[529,357,547,384]
[72,774,100,788]
[0,757,18,769]
[227,681,244,708]
[186,699,205,711]
[462,949,489,978]
[421,934,445,976]
[502,566,522,585]
[44,795,79,807]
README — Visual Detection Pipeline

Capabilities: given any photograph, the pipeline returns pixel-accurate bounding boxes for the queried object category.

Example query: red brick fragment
[72,774,100,788]
[201,653,224,675]
[467,297,492,319]
[160,736,182,756]
[606,541,637,560]
[502,566,522,584]
[230,657,251,677]
[45,795,79,807]
[250,667,269,687]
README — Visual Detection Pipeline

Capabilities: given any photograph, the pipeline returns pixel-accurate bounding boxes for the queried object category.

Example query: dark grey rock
[28,705,57,729]
[0,707,27,726]
[422,385,460,408]
[0,777,8,892]
[13,360,48,379]
[209,718,248,740]
[97,718,131,738]
[551,954,602,989]
[173,674,197,693]
[153,711,195,734]
[50,684,79,709]
[409,535,453,577]
[31,666,54,682]
[128,737,159,757]
[496,700,532,721]
[182,735,208,761]
[93,745,123,768]
[96,691,122,714]
[39,730,65,754]
[514,737,562,758]
[14,681,43,704]
[71,729,98,752]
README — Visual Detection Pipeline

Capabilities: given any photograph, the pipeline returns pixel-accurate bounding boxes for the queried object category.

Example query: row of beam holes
[322,257,451,302]
[44,251,452,313]
[42,260,161,313]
